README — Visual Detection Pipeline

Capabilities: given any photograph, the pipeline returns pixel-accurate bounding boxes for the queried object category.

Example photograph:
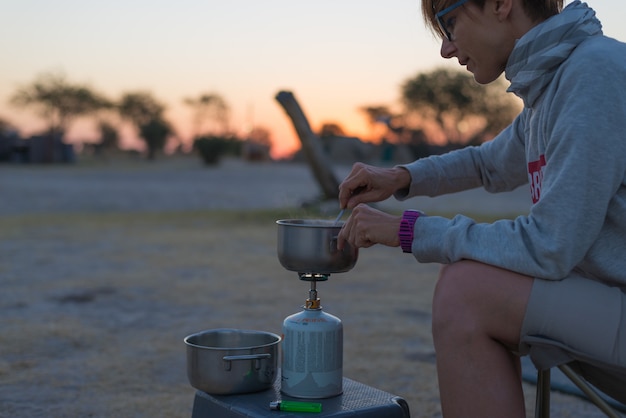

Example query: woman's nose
[440,39,456,59]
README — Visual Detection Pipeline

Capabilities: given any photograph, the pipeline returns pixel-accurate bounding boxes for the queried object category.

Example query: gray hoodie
[397,2,626,287]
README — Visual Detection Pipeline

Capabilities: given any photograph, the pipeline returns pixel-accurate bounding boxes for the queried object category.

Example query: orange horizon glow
[1,2,621,144]
[0,101,383,160]
[2,1,621,162]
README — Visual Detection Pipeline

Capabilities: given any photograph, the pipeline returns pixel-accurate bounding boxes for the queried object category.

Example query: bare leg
[432,260,534,418]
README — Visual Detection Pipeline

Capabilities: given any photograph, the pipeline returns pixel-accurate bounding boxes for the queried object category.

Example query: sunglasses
[435,0,470,41]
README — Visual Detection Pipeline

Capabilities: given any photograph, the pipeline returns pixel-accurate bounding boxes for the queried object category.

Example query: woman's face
[437,0,514,84]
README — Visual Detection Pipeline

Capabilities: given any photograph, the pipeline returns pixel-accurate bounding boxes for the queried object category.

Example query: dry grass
[0,207,601,417]
[0,209,429,417]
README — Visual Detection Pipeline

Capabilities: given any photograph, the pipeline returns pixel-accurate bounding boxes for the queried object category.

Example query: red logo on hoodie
[528,155,546,204]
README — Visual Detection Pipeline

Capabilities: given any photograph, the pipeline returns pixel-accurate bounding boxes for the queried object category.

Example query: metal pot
[276,219,358,274]
[184,328,280,395]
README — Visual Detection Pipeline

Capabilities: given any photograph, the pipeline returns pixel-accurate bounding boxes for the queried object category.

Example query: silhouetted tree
[319,123,346,138]
[401,67,520,144]
[118,91,172,159]
[139,117,172,160]
[183,93,230,136]
[118,92,164,127]
[97,120,120,151]
[247,127,272,148]
[360,105,395,126]
[10,72,111,139]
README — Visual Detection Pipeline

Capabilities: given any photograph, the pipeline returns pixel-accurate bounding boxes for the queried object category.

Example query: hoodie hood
[506,1,602,107]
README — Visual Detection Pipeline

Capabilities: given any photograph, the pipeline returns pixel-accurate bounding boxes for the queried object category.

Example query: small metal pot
[276,219,358,274]
[184,328,280,395]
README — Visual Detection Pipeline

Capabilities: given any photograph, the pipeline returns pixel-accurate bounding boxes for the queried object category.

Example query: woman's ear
[493,0,513,21]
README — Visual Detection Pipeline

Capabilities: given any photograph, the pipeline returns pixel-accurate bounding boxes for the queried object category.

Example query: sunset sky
[1,1,623,158]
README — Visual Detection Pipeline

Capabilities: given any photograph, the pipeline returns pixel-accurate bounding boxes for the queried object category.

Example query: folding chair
[520,333,626,417]
[534,364,625,418]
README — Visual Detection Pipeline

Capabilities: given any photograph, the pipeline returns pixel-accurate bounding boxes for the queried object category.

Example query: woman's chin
[472,69,503,85]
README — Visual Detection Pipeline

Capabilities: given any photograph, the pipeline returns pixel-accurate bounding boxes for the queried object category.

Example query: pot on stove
[276,219,358,275]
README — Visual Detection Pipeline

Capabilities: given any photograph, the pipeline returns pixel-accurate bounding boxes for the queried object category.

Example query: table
[191,376,411,417]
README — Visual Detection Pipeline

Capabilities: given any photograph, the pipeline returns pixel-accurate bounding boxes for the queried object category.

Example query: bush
[193,135,241,165]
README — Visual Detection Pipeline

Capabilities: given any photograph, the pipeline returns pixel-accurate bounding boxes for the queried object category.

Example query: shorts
[519,273,626,402]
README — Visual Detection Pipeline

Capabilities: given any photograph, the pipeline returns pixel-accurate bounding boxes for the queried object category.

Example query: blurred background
[0,0,621,165]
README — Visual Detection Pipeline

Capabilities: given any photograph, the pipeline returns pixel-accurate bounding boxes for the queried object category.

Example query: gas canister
[281,298,343,399]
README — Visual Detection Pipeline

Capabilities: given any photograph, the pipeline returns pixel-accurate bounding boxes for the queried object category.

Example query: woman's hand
[337,204,402,249]
[338,163,411,209]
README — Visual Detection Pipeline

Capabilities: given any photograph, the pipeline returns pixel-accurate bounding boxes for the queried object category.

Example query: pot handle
[223,353,271,371]
[330,236,339,253]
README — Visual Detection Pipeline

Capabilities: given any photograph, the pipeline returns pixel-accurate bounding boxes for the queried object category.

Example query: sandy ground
[0,156,613,417]
[0,156,532,216]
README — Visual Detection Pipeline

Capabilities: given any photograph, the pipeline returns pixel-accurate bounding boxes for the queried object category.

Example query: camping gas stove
[276,219,359,399]
[280,273,343,399]
[187,219,411,418]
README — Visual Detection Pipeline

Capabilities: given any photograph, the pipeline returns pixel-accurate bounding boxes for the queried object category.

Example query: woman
[337,1,626,416]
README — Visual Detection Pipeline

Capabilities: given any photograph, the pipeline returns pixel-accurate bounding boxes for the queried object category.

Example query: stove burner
[298,273,330,281]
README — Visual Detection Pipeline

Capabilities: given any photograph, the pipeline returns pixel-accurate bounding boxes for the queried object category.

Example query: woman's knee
[434,261,483,310]
[432,261,483,339]
[432,260,534,346]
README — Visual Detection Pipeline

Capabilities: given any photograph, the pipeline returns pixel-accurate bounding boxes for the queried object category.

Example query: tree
[117,91,172,159]
[183,93,230,136]
[10,72,111,139]
[359,105,406,136]
[139,117,172,160]
[360,105,395,126]
[118,91,165,128]
[97,120,120,151]
[247,127,272,148]
[401,67,521,145]
[319,123,346,138]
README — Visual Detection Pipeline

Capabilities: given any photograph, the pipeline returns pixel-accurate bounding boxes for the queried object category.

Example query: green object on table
[269,400,322,413]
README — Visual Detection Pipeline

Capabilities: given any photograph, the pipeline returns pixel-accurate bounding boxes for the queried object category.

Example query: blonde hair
[423,0,564,39]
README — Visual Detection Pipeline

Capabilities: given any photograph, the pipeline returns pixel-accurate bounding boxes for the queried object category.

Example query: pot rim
[183,328,281,350]
[276,219,344,228]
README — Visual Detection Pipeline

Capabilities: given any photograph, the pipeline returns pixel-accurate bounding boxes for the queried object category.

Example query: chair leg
[535,369,551,418]
[557,364,621,418]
